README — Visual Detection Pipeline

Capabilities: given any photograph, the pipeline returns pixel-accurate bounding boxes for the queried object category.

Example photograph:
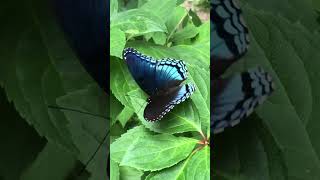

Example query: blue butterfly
[211,0,274,133]
[123,48,196,121]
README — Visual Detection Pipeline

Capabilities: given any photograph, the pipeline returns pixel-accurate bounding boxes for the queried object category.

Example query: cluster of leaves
[110,0,210,179]
[213,0,320,179]
[0,0,108,179]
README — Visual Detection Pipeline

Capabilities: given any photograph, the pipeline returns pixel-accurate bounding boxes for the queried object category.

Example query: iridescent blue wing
[123,48,188,95]
[144,83,196,121]
[211,0,249,78]
[211,67,274,133]
[155,58,188,93]
[123,48,158,95]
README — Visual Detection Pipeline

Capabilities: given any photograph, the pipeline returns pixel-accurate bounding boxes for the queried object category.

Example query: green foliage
[110,0,210,179]
[0,0,108,179]
[214,0,320,179]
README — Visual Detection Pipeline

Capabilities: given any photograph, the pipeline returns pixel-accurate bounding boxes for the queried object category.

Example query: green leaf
[119,166,144,180]
[111,9,167,37]
[166,6,189,42]
[171,23,199,43]
[110,28,126,58]
[140,0,177,21]
[194,22,210,45]
[120,134,198,171]
[1,0,109,179]
[116,106,135,127]
[313,0,320,10]
[110,56,141,109]
[56,85,109,180]
[242,0,320,31]
[111,0,119,17]
[110,159,120,180]
[21,142,77,180]
[0,88,46,180]
[151,32,167,45]
[111,126,153,163]
[110,93,124,125]
[147,146,210,180]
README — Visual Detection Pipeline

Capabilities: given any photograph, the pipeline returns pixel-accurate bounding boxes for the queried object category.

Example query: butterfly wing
[123,48,158,95]
[211,67,274,133]
[144,83,196,121]
[155,58,188,92]
[124,48,188,96]
[211,0,249,78]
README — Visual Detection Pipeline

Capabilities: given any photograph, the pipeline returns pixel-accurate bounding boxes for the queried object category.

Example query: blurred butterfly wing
[144,83,195,121]
[123,48,158,95]
[211,67,274,133]
[211,0,249,78]
[155,59,188,92]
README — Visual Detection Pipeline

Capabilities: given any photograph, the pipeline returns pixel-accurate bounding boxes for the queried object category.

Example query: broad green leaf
[12,26,77,151]
[140,0,177,21]
[119,166,144,180]
[313,0,320,10]
[182,146,210,180]
[110,56,141,109]
[188,66,210,135]
[111,0,119,17]
[194,22,210,45]
[56,85,109,180]
[213,116,274,180]
[110,28,126,58]
[111,126,153,163]
[166,6,189,42]
[1,0,109,179]
[116,106,135,127]
[243,11,312,124]
[242,0,320,31]
[138,0,149,7]
[147,146,210,180]
[110,159,120,180]
[110,93,124,125]
[111,9,167,37]
[151,32,167,45]
[171,23,199,43]
[0,89,46,180]
[171,44,210,70]
[21,142,77,180]
[258,102,320,179]
[120,134,198,171]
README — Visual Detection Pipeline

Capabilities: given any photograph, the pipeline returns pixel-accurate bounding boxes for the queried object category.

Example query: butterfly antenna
[77,128,109,176]
[47,105,110,177]
[47,105,109,120]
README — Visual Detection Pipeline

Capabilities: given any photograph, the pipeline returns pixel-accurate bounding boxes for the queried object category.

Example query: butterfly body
[123,48,195,121]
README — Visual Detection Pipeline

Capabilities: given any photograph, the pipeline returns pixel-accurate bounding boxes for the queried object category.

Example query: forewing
[123,48,157,95]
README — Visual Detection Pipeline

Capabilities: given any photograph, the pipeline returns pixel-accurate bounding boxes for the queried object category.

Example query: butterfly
[211,0,274,133]
[123,48,196,122]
